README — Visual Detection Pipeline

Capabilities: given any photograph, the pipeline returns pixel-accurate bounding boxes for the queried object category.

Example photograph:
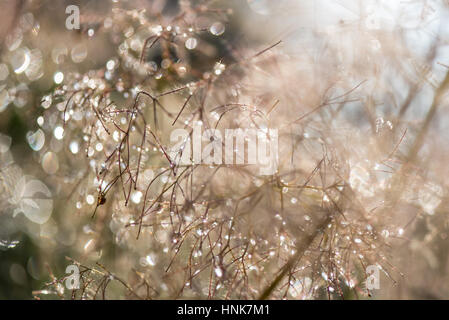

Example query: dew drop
[86,194,95,205]
[11,48,30,74]
[84,239,94,252]
[106,59,115,70]
[131,191,143,204]
[140,254,155,267]
[210,22,225,36]
[69,141,79,154]
[53,71,64,84]
[185,37,197,50]
[41,95,52,109]
[42,151,59,174]
[53,126,64,140]
[214,267,223,278]
[95,142,103,152]
[0,239,20,249]
[26,129,45,151]
[37,116,44,126]
[213,62,226,75]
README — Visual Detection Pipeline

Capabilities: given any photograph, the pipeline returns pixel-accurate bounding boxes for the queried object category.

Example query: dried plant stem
[259,212,332,300]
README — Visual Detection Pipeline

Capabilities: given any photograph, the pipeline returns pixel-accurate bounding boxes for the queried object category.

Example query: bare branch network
[0,0,448,300]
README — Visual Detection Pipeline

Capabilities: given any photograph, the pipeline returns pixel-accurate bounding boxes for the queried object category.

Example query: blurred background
[0,0,448,299]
